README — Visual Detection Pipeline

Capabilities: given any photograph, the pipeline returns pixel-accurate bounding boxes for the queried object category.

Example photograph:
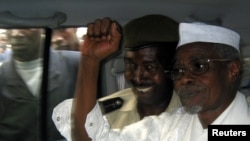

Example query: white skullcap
[177,22,240,52]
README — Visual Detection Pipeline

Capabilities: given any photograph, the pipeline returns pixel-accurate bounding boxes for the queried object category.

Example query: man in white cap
[72,19,250,141]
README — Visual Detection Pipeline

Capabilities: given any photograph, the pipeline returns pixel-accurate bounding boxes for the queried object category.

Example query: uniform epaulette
[98,97,124,114]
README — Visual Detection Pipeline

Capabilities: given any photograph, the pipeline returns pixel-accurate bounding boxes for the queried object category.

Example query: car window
[0,27,87,141]
[1,24,250,140]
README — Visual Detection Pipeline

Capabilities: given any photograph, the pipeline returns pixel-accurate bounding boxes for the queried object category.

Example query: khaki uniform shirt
[52,88,181,140]
[99,88,182,129]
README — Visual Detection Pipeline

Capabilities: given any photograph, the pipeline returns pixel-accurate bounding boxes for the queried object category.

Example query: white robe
[86,92,250,141]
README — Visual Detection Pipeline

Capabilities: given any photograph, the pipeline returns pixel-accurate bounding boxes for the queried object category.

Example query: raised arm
[71,17,121,141]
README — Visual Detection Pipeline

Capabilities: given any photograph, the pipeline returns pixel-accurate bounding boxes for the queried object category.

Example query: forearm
[71,18,121,141]
[71,56,100,141]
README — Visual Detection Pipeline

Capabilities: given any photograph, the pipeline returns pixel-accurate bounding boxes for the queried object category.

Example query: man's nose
[177,69,194,85]
[134,67,145,83]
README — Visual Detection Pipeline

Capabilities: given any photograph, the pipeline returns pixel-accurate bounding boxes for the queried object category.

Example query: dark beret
[123,14,179,50]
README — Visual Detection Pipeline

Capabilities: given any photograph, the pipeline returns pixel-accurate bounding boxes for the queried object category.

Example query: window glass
[0,28,45,141]
[51,27,87,51]
[1,25,250,140]
[0,27,86,141]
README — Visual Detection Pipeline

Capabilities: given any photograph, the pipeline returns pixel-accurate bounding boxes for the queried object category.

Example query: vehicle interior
[0,0,250,140]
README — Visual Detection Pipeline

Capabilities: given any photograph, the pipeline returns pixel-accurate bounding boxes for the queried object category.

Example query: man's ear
[229,60,241,81]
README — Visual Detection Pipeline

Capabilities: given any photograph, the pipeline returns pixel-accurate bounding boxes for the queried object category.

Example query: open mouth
[136,86,153,94]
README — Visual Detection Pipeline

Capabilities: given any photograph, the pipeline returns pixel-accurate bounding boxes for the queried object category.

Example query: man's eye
[145,65,156,71]
[125,61,136,70]
[192,61,207,71]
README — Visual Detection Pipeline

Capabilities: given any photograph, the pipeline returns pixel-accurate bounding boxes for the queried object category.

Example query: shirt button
[89,122,93,126]
[57,117,60,121]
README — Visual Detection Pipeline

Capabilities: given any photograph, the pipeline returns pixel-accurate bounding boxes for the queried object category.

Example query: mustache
[130,81,152,88]
[176,84,207,97]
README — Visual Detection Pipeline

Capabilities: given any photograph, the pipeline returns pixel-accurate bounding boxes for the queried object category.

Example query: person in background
[0,44,11,64]
[0,29,80,141]
[73,19,250,141]
[0,30,11,64]
[51,28,80,51]
[52,15,182,140]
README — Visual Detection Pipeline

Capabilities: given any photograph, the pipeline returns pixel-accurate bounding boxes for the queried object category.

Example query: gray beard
[184,105,202,114]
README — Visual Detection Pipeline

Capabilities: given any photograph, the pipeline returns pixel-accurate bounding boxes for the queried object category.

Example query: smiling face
[124,47,174,105]
[174,43,236,115]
